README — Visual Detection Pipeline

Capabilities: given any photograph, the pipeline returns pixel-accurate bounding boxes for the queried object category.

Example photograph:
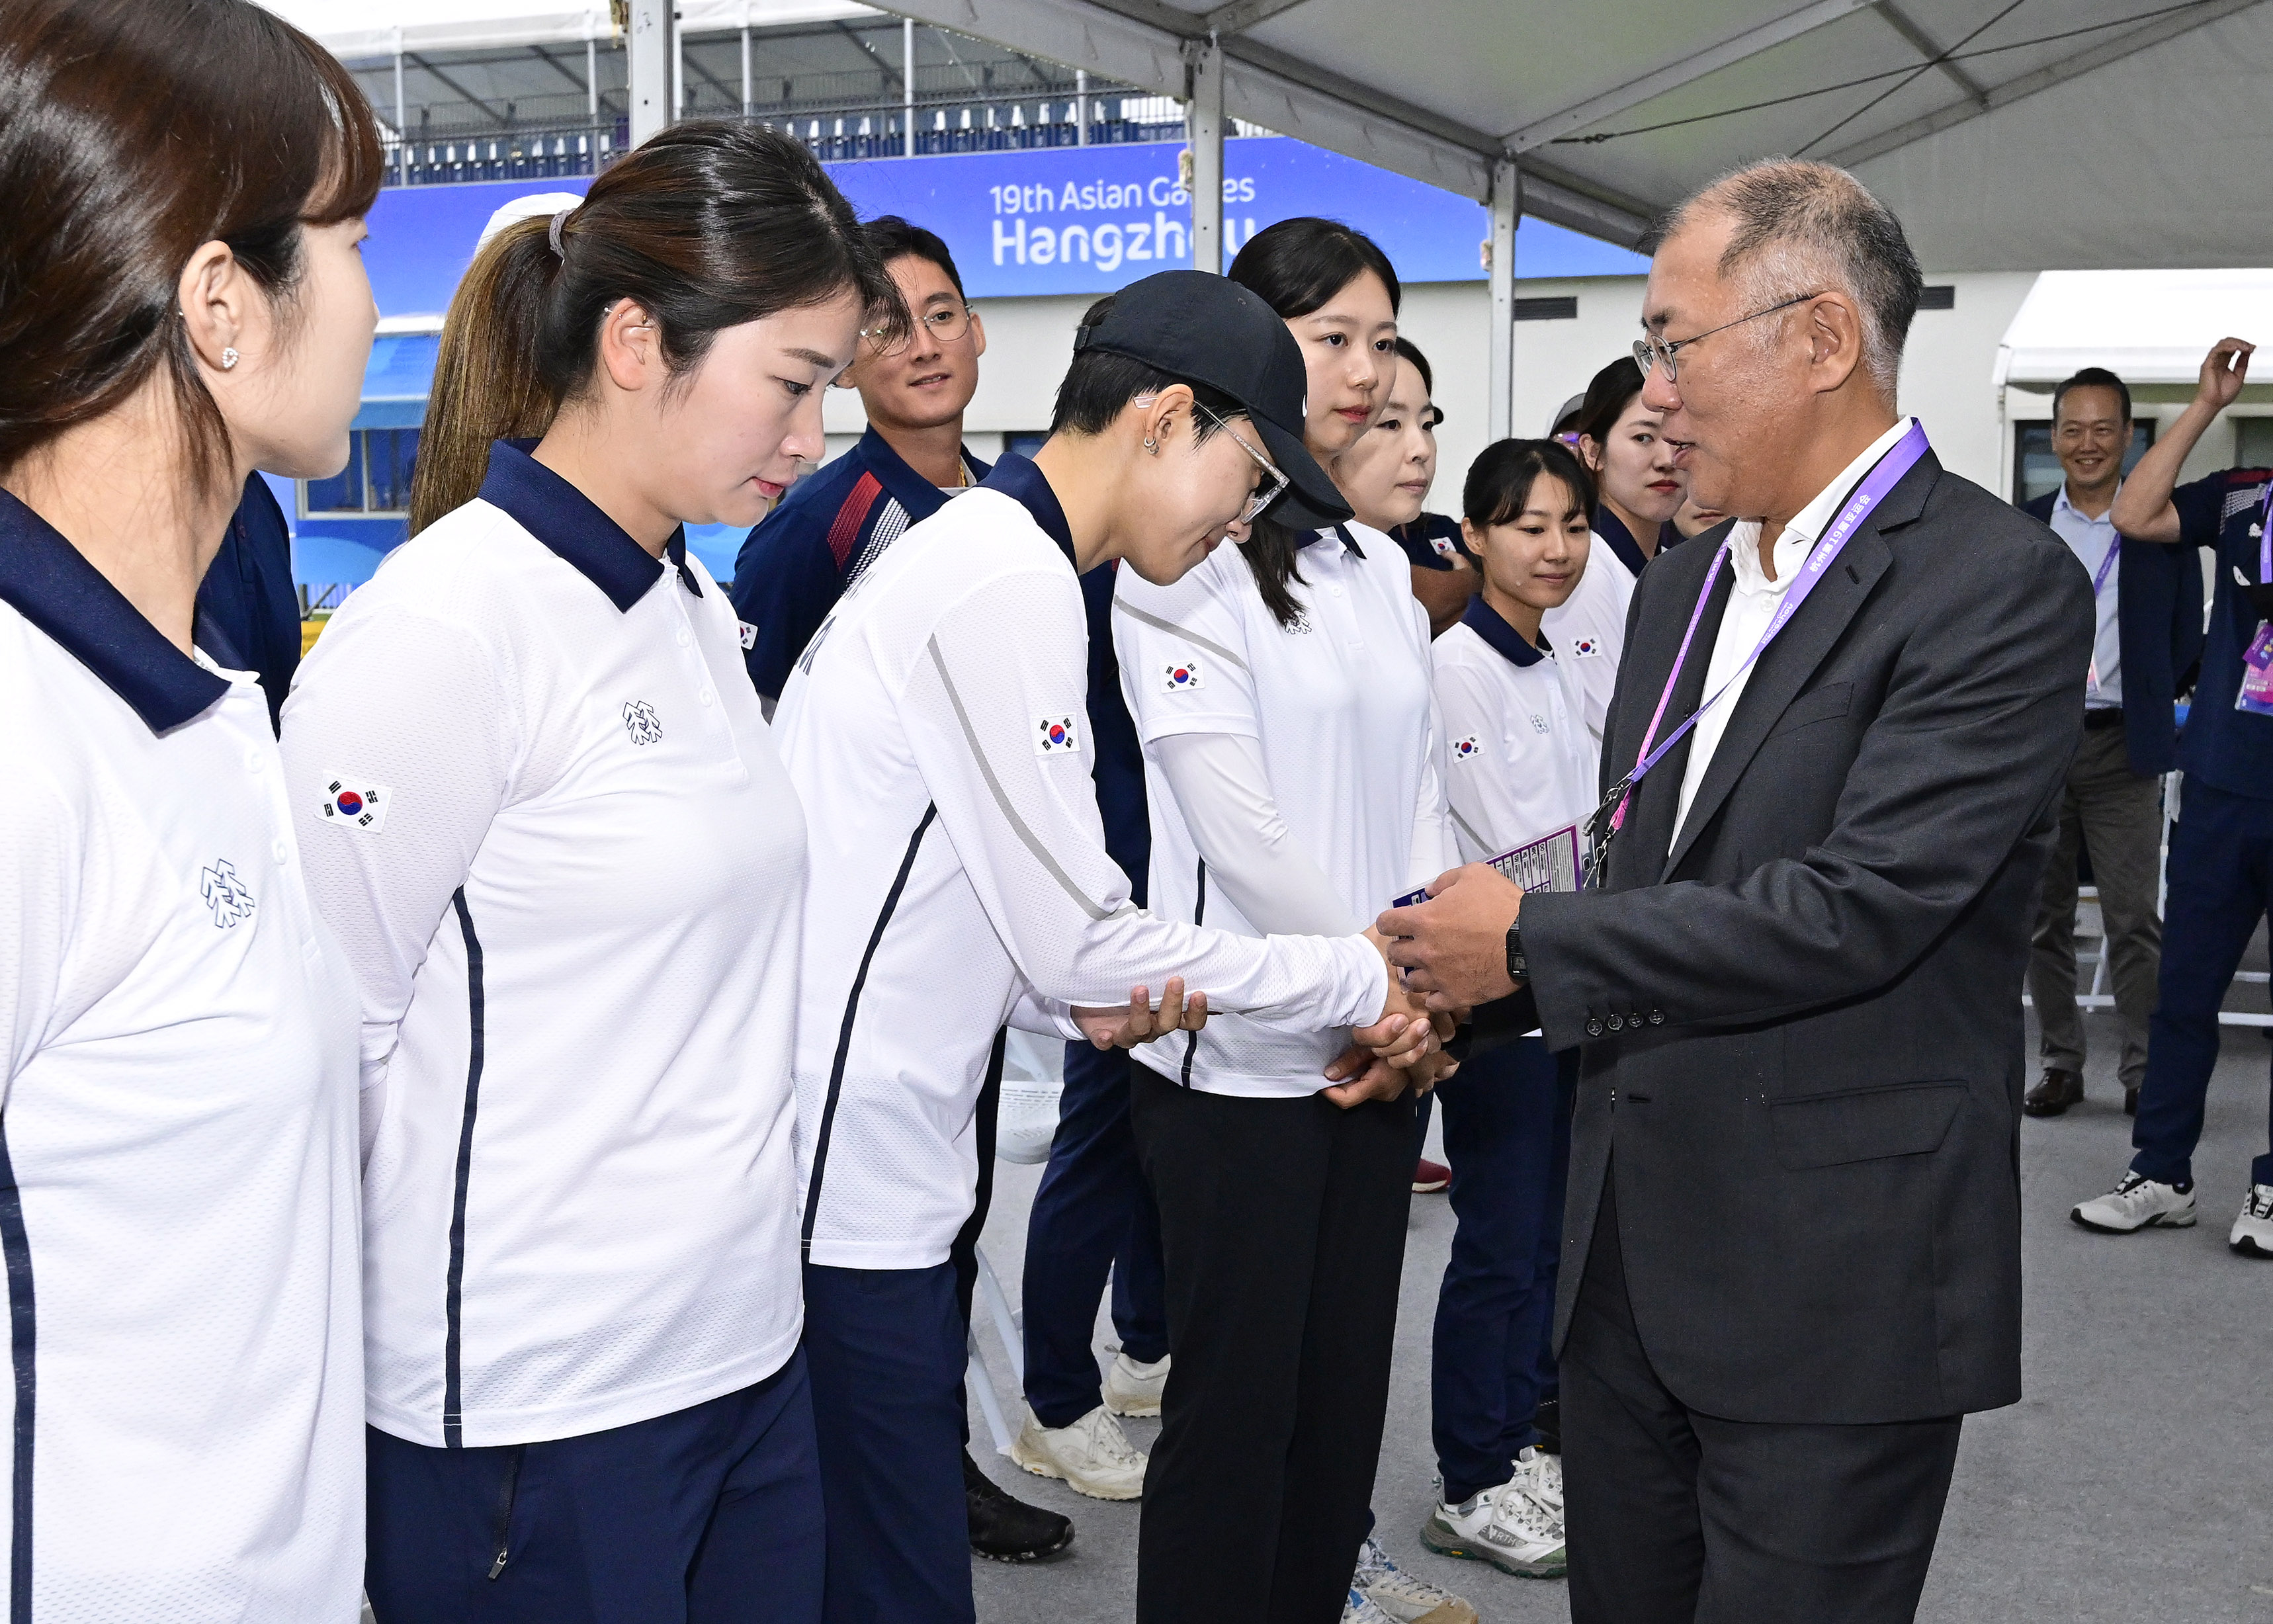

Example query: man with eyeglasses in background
[729,216,1084,1566]
[732,215,992,718]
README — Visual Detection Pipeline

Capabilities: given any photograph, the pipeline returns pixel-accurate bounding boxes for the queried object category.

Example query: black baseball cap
[1072,269,1352,531]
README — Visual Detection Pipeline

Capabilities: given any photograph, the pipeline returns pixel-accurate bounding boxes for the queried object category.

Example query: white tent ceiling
[269,0,2273,271]
[1998,269,2273,386]
[854,0,2273,271]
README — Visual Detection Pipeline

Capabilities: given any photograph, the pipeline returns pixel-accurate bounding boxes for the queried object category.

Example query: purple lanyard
[1599,420,1931,843]
[2261,484,2272,581]
[2091,533,2120,598]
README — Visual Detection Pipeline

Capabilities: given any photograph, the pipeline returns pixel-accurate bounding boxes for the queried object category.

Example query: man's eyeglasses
[861,303,975,357]
[1633,291,1823,384]
[1196,404,1289,525]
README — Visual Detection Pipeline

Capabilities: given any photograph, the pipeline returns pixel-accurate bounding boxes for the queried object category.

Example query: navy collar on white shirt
[1305,524,1365,558]
[978,453,1078,568]
[0,488,232,732]
[1461,594,1549,667]
[480,439,701,612]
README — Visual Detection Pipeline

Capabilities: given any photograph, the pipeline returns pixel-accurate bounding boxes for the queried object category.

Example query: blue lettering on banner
[362,134,1645,316]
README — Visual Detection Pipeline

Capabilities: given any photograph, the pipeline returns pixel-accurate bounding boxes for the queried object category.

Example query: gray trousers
[2026,722,2165,1090]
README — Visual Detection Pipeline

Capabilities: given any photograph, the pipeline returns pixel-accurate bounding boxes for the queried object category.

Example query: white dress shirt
[2046,482,2123,707]
[1674,418,1912,842]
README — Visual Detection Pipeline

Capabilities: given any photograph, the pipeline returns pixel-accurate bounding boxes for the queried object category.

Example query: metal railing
[381,95,1197,185]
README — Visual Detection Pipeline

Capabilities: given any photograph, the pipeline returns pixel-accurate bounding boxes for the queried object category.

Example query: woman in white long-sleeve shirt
[282,124,908,1623]
[0,5,380,1615]
[1416,439,1604,1585]
[1113,218,1468,1624]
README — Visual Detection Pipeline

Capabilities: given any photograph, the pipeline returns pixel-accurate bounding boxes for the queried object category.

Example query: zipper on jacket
[488,1445,526,1580]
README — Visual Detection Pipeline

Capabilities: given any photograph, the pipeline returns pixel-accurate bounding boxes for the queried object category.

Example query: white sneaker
[2072,1171,2197,1233]
[1421,1476,1566,1579]
[2231,1184,2273,1257]
[1343,1590,1397,1624]
[1008,1403,1147,1500]
[1101,1349,1170,1418]
[1515,1443,1563,1516]
[1352,1534,1479,1624]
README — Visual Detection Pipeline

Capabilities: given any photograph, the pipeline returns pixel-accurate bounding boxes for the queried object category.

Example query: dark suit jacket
[2020,489,2204,775]
[1516,449,2092,1426]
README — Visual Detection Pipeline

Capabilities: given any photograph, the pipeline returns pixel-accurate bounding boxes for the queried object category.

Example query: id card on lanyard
[2238,484,2273,717]
[1582,420,1931,887]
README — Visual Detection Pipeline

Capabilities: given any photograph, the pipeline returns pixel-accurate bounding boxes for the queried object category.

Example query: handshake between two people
[1067,860,1530,1112]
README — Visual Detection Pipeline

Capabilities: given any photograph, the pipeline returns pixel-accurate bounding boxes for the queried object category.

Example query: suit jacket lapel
[1659,452,1939,880]
[1594,532,1731,892]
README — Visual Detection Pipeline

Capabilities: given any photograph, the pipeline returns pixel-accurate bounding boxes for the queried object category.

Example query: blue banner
[364,134,1644,317]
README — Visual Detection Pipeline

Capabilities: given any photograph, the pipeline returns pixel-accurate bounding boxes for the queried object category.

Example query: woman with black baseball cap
[771,267,1439,1621]
[1114,219,1470,1624]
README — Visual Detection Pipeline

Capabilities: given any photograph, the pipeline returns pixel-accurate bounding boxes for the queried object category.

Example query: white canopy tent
[269,0,2273,437]
[1996,269,2273,390]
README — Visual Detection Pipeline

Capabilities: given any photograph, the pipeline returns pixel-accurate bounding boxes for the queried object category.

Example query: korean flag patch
[1451,736,1480,762]
[1162,658,1205,693]
[1572,636,1603,658]
[737,620,759,651]
[320,778,390,831]
[1035,715,1082,755]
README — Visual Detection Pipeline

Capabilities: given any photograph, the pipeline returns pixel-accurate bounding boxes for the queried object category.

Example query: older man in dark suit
[1383,159,2092,1623]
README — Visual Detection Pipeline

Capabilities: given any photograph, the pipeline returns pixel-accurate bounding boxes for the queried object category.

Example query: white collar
[2053,480,2120,523]
[1727,418,1912,596]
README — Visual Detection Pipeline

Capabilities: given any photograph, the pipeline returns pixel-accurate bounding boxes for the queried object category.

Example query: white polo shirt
[775,456,1390,1269]
[0,493,362,1620]
[1539,533,1633,746]
[1434,596,1600,863]
[1114,523,1453,1098]
[283,441,808,1448]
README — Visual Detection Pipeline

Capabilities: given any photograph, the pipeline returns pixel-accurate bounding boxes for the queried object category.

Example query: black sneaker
[965,1449,1074,1562]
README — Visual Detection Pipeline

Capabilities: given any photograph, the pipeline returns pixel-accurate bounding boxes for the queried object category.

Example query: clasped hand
[1072,978,1208,1050]
[1316,927,1460,1109]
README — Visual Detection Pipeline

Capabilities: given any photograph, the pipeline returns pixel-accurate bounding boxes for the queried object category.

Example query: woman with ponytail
[280,120,900,1621]
[1111,219,1467,1623]
[0,2,379,1615]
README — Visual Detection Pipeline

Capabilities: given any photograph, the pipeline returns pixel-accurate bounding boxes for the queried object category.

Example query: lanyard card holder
[1393,823,1584,910]
[2239,622,2273,716]
[2241,490,2273,717]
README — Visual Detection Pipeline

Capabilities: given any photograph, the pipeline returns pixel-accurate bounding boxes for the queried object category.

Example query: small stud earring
[1143,436,1158,452]
[220,347,239,370]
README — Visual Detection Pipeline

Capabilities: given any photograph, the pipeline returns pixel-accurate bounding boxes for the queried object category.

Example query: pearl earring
[220,347,239,370]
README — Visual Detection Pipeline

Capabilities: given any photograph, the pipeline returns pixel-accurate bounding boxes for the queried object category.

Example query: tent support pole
[1488,157,1518,444]
[392,44,407,186]
[741,24,752,118]
[1076,69,1088,146]
[586,36,598,121]
[904,19,916,155]
[628,0,674,146]
[1187,38,1225,273]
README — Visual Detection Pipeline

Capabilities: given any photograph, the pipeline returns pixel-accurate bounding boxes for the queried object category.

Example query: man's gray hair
[1660,159,1923,398]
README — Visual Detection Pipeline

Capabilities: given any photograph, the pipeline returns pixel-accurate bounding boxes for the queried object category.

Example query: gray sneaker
[2072,1171,2196,1234]
[1421,1478,1566,1580]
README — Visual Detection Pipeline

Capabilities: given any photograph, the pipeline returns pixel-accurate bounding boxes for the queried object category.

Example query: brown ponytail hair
[412,120,903,533]
[0,0,382,484]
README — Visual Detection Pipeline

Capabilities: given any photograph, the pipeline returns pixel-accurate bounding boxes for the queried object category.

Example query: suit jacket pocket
[1764,681,1854,741]
[1770,1080,1962,1170]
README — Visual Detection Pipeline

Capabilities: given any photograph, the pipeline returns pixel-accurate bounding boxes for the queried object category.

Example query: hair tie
[548,207,573,258]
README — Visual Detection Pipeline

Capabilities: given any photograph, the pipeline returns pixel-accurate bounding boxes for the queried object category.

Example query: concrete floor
[967,961,2273,1624]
